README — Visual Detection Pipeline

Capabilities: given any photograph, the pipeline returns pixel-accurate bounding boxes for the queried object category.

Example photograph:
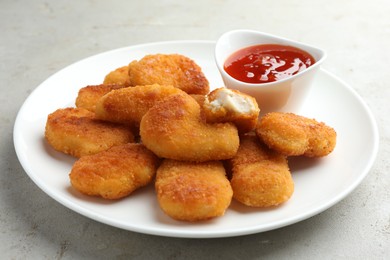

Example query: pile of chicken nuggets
[45,53,337,222]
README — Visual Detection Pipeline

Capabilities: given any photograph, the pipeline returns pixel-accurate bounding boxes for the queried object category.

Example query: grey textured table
[1,0,389,259]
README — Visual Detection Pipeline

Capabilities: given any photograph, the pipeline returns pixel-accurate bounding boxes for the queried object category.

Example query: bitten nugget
[128,54,210,95]
[256,112,337,157]
[75,83,128,112]
[103,65,132,86]
[229,134,294,207]
[95,84,184,126]
[45,107,134,157]
[203,87,260,133]
[70,143,159,199]
[140,93,239,162]
[155,159,233,221]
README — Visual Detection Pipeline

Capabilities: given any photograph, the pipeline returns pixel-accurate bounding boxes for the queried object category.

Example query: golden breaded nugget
[256,112,337,157]
[140,93,239,162]
[128,54,210,95]
[45,107,134,157]
[203,87,260,133]
[155,159,232,221]
[103,65,132,86]
[95,84,184,126]
[229,134,294,207]
[70,143,159,199]
[75,83,128,112]
[190,94,206,107]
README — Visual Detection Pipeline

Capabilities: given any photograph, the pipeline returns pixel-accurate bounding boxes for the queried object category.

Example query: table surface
[2,0,389,259]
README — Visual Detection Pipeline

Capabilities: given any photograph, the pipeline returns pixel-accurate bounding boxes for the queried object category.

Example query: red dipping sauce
[224,44,316,84]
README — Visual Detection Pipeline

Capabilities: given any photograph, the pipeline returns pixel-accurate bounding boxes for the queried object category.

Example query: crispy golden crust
[140,93,239,162]
[103,65,132,86]
[256,112,337,157]
[95,84,184,126]
[45,107,134,157]
[70,143,159,199]
[203,88,260,133]
[189,94,206,107]
[229,134,294,207]
[127,54,210,95]
[75,84,129,112]
[155,159,232,221]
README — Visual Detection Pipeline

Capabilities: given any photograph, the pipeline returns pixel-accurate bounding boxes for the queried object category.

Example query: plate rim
[13,40,379,238]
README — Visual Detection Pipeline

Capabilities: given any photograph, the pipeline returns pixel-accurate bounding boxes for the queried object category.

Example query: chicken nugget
[189,94,206,107]
[45,107,134,157]
[70,143,159,199]
[155,159,232,221]
[229,134,294,207]
[140,93,239,162]
[75,83,128,112]
[256,112,337,157]
[95,84,184,126]
[103,65,132,86]
[203,87,260,133]
[128,54,209,95]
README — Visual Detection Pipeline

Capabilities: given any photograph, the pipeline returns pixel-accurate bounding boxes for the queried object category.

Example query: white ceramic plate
[14,41,379,238]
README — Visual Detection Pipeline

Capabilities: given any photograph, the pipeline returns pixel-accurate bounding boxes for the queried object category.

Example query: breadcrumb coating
[128,54,209,95]
[45,107,134,157]
[229,134,294,207]
[256,112,336,157]
[155,159,232,221]
[70,143,159,199]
